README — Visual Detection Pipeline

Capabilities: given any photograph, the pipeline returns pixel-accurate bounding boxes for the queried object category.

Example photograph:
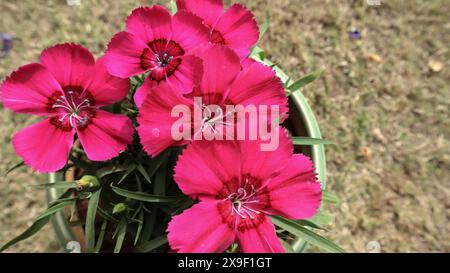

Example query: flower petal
[77,110,133,161]
[167,200,236,253]
[237,214,285,253]
[174,140,241,198]
[137,82,192,157]
[228,62,287,111]
[1,63,62,116]
[239,128,294,181]
[264,154,322,219]
[214,4,259,53]
[133,78,157,107]
[87,57,130,107]
[166,54,203,94]
[126,6,172,44]
[12,119,74,172]
[171,10,210,52]
[194,45,241,96]
[40,43,95,89]
[104,31,149,78]
[176,0,224,27]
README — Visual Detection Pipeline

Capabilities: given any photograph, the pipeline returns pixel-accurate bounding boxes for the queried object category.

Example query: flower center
[211,30,226,45]
[47,87,95,130]
[225,177,261,219]
[199,104,235,136]
[140,39,184,82]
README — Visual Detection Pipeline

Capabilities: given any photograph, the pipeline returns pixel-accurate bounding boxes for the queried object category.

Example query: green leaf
[271,216,345,253]
[309,211,335,226]
[137,164,152,184]
[113,218,128,253]
[85,189,102,252]
[36,199,74,220]
[322,190,340,205]
[134,210,144,245]
[280,239,294,253]
[0,198,73,252]
[94,220,108,253]
[134,235,168,253]
[110,183,182,203]
[118,164,136,184]
[168,0,177,14]
[32,181,77,190]
[291,136,333,145]
[287,70,323,93]
[6,161,24,175]
[295,219,328,231]
[258,16,270,42]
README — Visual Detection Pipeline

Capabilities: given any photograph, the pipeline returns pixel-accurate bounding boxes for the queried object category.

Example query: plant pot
[46,58,327,253]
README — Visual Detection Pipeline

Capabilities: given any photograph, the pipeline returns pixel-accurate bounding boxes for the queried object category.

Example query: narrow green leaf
[292,136,333,145]
[287,70,323,93]
[140,206,157,243]
[36,199,74,220]
[169,0,177,14]
[114,218,128,253]
[134,210,144,245]
[95,165,127,178]
[134,235,168,253]
[97,207,118,223]
[0,217,50,252]
[118,164,136,184]
[137,164,152,184]
[322,190,340,205]
[32,181,77,190]
[258,16,270,42]
[6,161,24,175]
[0,198,73,252]
[85,189,102,252]
[295,219,328,231]
[110,183,181,203]
[280,239,294,253]
[309,211,335,226]
[271,216,344,253]
[94,220,108,253]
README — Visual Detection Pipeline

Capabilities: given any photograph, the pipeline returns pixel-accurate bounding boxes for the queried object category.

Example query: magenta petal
[134,78,157,107]
[265,154,322,219]
[104,31,149,78]
[228,61,288,116]
[167,200,236,253]
[40,43,95,89]
[174,141,241,198]
[1,63,62,116]
[214,4,259,52]
[239,128,293,181]
[12,119,74,172]
[137,82,192,157]
[126,6,172,44]
[87,57,130,107]
[77,110,133,161]
[171,11,210,52]
[237,215,285,253]
[166,55,203,94]
[195,45,241,96]
[176,0,223,27]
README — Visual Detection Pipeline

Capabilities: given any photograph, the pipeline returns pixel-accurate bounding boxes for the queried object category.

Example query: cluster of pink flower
[0,0,322,253]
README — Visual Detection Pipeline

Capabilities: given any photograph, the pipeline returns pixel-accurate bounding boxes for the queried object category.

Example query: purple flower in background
[1,33,13,58]
[349,29,361,40]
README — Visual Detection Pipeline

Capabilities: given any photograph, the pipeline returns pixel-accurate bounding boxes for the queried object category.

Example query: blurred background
[0,0,448,252]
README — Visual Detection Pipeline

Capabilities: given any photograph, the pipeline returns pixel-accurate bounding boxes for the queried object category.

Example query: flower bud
[112,203,127,214]
[76,175,100,191]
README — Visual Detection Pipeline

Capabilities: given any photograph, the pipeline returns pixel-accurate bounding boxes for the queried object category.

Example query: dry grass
[0,0,449,252]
